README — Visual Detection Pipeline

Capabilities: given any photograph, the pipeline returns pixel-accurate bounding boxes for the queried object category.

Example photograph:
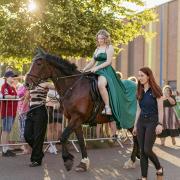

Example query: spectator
[158,85,180,146]
[128,76,138,84]
[5,66,14,72]
[116,71,123,79]
[17,84,30,154]
[1,71,18,157]
[46,89,62,154]
[24,81,55,167]
[13,76,22,90]
[0,90,2,99]
[174,90,180,121]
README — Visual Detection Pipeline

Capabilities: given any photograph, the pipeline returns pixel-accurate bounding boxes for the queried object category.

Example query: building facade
[116,0,180,90]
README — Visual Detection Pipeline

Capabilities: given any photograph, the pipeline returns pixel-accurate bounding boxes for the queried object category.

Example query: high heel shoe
[102,105,112,115]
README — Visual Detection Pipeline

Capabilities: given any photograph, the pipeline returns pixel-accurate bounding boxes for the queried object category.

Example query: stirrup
[102,106,112,115]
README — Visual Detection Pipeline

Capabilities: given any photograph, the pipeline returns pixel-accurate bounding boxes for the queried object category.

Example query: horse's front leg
[74,125,90,172]
[60,118,80,171]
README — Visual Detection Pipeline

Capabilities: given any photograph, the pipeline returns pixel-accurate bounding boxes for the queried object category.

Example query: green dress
[94,52,137,129]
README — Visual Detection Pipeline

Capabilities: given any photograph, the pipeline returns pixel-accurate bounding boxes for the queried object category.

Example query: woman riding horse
[83,29,137,130]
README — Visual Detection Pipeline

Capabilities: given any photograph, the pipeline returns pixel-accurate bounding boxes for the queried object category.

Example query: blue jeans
[2,116,15,133]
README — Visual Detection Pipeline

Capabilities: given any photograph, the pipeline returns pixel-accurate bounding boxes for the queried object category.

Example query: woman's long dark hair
[137,67,162,100]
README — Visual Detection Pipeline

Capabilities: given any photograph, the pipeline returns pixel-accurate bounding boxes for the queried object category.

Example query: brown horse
[25,49,139,171]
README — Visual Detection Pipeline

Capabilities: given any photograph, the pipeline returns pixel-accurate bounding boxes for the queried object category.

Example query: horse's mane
[45,54,79,75]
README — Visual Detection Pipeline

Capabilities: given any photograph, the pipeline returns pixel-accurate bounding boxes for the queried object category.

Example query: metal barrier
[0,98,133,154]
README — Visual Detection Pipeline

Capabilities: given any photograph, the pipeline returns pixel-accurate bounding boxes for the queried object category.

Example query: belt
[140,113,158,119]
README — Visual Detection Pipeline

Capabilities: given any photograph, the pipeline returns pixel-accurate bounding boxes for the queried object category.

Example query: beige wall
[117,0,179,90]
[167,0,178,81]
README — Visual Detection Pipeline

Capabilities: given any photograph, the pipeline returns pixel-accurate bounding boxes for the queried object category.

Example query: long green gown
[94,52,137,129]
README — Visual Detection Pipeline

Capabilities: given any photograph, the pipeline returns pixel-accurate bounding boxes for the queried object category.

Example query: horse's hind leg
[60,118,81,171]
[74,125,89,172]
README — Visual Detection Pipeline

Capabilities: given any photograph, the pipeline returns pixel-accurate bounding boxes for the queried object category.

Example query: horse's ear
[38,47,47,55]
[32,47,47,61]
[34,47,47,55]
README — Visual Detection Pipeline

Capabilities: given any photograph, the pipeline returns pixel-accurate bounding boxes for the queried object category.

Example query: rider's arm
[83,48,99,72]
[83,59,96,72]
[134,101,141,128]
[95,45,114,71]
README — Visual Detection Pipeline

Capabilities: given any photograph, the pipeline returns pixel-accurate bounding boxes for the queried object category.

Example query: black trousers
[137,115,161,177]
[24,105,48,164]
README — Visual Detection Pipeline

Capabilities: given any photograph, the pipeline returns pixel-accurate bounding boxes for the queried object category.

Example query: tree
[0,0,158,71]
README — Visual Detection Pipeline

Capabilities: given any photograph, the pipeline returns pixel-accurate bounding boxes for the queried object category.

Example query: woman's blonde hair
[96,29,111,46]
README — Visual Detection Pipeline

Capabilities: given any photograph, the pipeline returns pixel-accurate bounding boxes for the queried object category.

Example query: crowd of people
[0,29,179,179]
[0,67,63,161]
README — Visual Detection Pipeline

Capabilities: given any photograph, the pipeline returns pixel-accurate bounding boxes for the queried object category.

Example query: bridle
[26,73,47,90]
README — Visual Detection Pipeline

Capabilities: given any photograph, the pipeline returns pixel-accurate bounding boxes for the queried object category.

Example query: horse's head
[25,50,52,89]
[25,48,80,90]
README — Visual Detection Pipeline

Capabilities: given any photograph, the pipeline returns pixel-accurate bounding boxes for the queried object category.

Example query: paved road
[0,137,179,180]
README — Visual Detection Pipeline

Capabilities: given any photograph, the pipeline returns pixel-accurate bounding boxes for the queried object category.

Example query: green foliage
[0,0,158,70]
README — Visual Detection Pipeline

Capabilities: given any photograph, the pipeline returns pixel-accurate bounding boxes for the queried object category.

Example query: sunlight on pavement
[44,164,51,180]
[154,146,180,167]
[59,169,66,179]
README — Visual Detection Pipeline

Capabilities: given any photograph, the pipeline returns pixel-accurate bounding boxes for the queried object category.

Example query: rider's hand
[156,124,163,135]
[132,127,137,136]
[90,67,98,73]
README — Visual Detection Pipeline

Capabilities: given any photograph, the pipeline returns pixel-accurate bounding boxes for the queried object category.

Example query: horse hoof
[75,158,90,172]
[75,162,88,172]
[123,159,136,169]
[64,159,74,171]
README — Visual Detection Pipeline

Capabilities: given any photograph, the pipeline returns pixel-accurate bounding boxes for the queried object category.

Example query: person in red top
[1,71,18,157]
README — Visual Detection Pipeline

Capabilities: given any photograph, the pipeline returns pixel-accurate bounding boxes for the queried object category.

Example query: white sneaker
[52,145,58,154]
[123,159,136,169]
[102,106,112,115]
[48,146,54,154]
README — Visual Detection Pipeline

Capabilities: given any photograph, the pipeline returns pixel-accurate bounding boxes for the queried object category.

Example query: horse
[25,49,140,172]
